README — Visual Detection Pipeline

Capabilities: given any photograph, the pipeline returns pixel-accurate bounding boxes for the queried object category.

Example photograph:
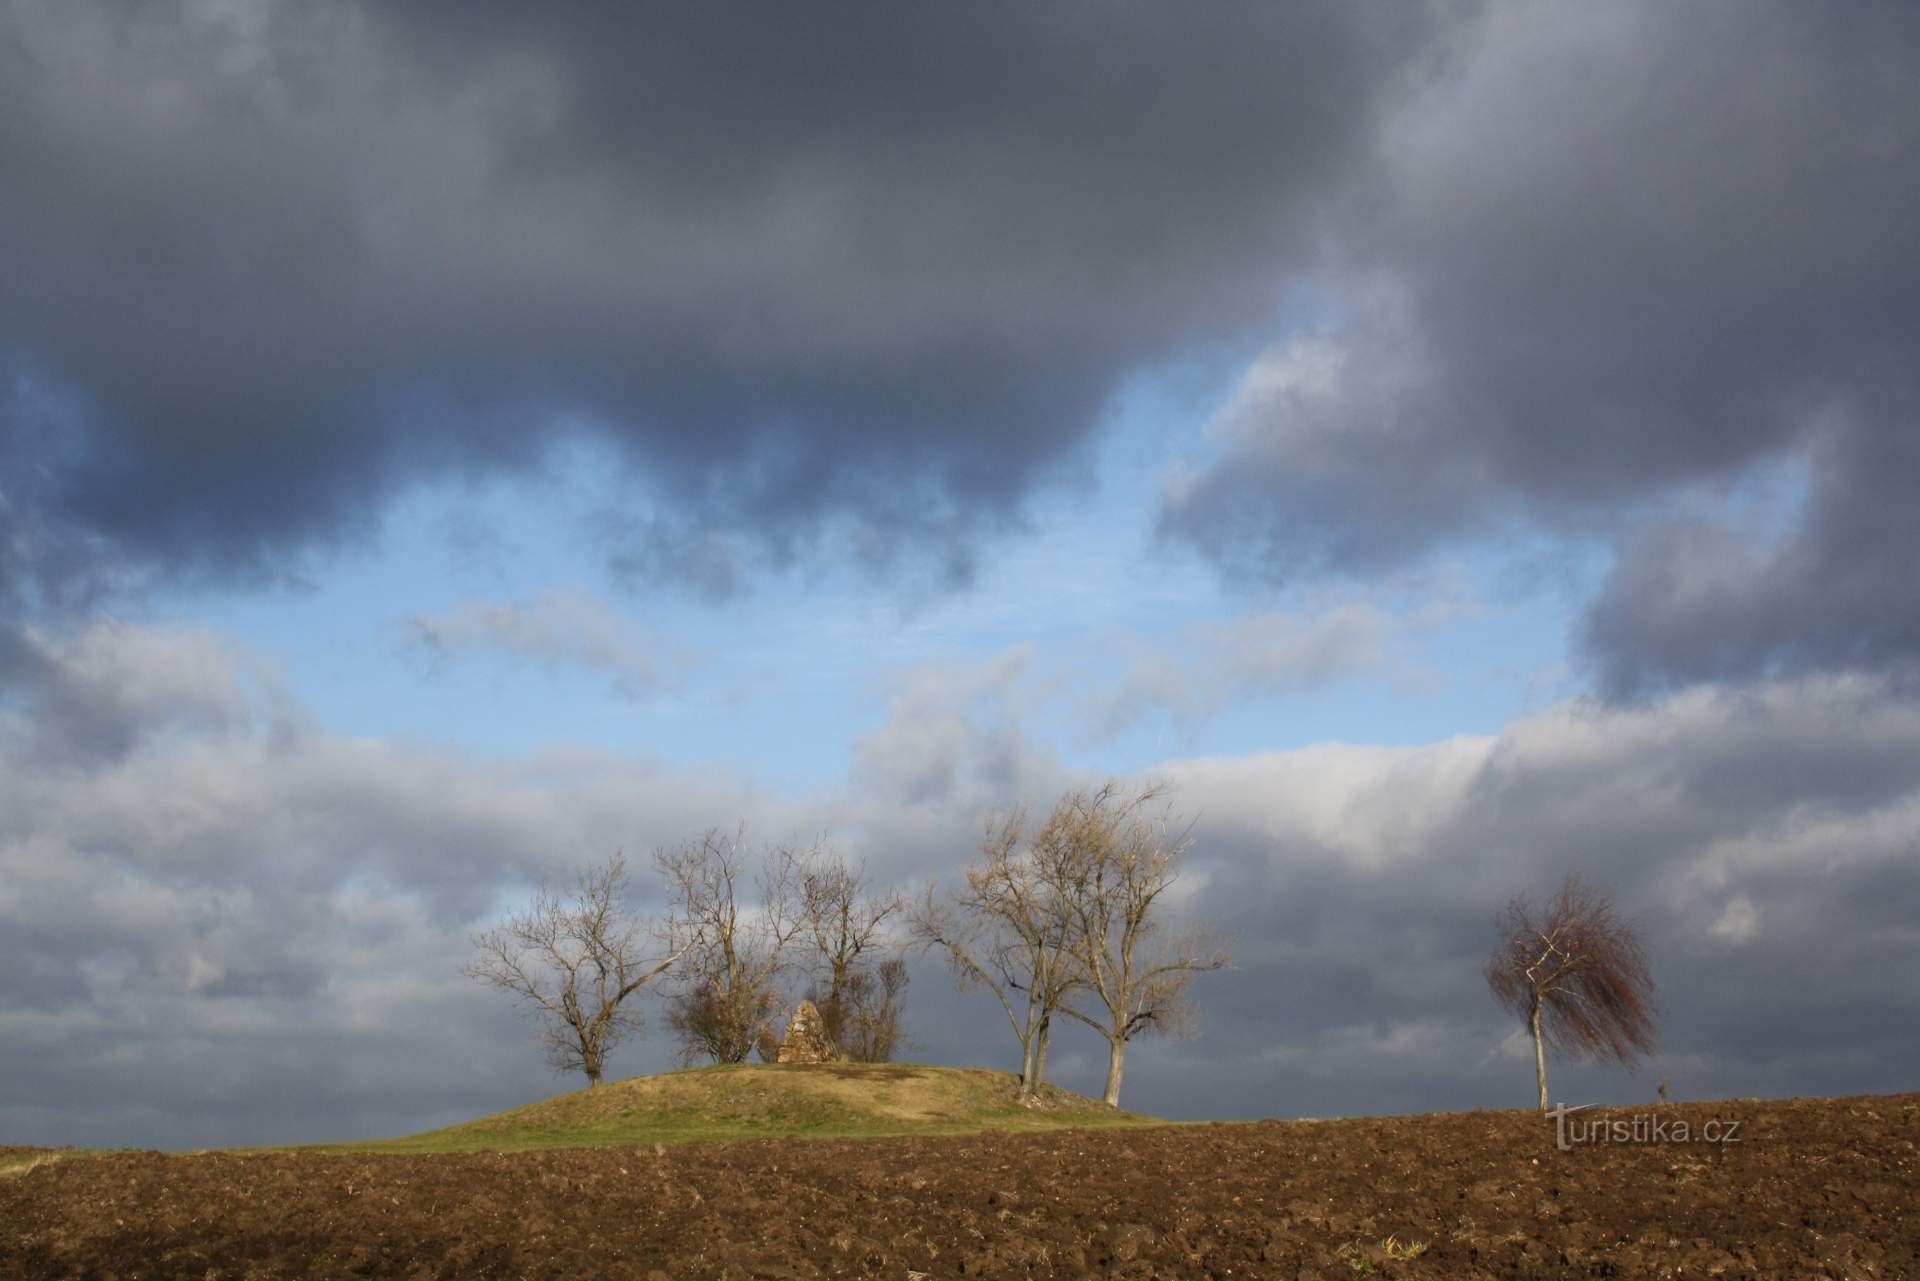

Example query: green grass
[302,1062,1163,1155]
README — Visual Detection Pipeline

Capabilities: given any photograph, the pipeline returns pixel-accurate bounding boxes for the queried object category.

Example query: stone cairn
[775,999,835,1064]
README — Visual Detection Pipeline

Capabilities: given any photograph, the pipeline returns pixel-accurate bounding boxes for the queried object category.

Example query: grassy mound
[340,1063,1159,1154]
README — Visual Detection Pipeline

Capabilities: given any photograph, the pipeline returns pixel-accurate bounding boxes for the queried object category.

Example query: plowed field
[4,1094,1915,1279]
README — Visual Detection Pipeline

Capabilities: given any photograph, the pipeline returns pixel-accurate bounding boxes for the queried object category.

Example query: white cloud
[1709,895,1760,946]
[850,644,1063,810]
[0,618,298,761]
[404,588,684,698]
[1085,603,1395,739]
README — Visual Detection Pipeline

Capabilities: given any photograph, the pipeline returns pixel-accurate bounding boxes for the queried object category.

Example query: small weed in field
[1382,1235,1429,1260]
[1335,1236,1428,1271]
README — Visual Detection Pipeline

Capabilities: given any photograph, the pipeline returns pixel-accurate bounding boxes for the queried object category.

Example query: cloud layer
[0,0,1427,603]
[6,1,1912,697]
[5,623,1917,1146]
[1157,0,1920,693]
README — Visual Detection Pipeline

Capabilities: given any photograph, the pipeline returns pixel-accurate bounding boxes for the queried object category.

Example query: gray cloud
[1086,604,1392,739]
[1582,411,1920,697]
[404,589,682,698]
[5,622,1920,1146]
[0,0,1431,609]
[0,619,292,763]
[1159,1,1920,690]
[1156,674,1920,1113]
[848,645,1064,812]
[5,0,1916,696]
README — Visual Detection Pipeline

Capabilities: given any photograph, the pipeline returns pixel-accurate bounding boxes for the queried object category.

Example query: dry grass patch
[0,1151,70,1179]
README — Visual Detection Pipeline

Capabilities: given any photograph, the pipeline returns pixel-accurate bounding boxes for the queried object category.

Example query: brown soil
[4,1094,1915,1279]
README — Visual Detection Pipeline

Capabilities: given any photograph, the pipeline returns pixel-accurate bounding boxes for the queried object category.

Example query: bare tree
[1045,781,1231,1108]
[909,806,1086,1103]
[1485,873,1659,1110]
[832,957,911,1063]
[463,852,689,1087]
[656,827,804,1064]
[789,844,904,1051]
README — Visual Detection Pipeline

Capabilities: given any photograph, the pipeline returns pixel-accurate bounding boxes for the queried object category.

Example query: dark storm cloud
[1158,1,1920,691]
[0,0,1434,605]
[1582,407,1920,697]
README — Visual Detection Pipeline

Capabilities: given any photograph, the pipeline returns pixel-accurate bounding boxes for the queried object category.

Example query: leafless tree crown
[826,956,911,1064]
[909,800,1088,1101]
[790,843,907,1059]
[655,827,805,1065]
[463,852,688,1086]
[1046,781,1231,1107]
[912,780,1229,1107]
[1486,872,1659,1107]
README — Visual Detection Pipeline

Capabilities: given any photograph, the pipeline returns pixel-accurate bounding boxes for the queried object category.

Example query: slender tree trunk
[1032,1015,1051,1091]
[1015,981,1044,1102]
[1102,1037,1125,1108]
[1017,1028,1038,1102]
[825,960,849,1048]
[1531,1001,1547,1111]
[581,1031,604,1087]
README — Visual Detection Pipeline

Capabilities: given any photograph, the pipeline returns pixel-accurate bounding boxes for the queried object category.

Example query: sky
[3,0,1918,1149]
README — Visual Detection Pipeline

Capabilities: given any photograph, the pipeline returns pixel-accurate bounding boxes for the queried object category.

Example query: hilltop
[337,1062,1158,1154]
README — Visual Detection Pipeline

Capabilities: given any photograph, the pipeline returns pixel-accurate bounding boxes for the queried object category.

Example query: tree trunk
[1102,1037,1125,1108]
[1017,1030,1038,1103]
[582,1032,604,1087]
[1531,1002,1547,1111]
[1033,1015,1053,1090]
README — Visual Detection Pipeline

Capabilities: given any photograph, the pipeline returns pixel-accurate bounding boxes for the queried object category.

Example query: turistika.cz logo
[1546,1103,1743,1152]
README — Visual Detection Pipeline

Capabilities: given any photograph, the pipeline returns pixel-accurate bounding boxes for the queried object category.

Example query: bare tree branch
[656,826,805,1065]
[1043,781,1230,1108]
[463,852,686,1087]
[911,783,1228,1109]
[788,841,905,1056]
[908,807,1088,1104]
[1485,872,1659,1110]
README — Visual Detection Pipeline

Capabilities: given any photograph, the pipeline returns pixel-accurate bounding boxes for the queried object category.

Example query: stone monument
[775,999,835,1064]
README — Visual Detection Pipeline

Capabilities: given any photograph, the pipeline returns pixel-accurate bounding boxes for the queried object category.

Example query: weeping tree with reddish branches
[1485,874,1658,1110]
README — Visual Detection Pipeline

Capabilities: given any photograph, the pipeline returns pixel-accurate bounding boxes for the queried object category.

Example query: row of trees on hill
[464,834,907,1086]
[652,830,910,1066]
[465,782,1658,1112]
[463,779,1228,1109]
